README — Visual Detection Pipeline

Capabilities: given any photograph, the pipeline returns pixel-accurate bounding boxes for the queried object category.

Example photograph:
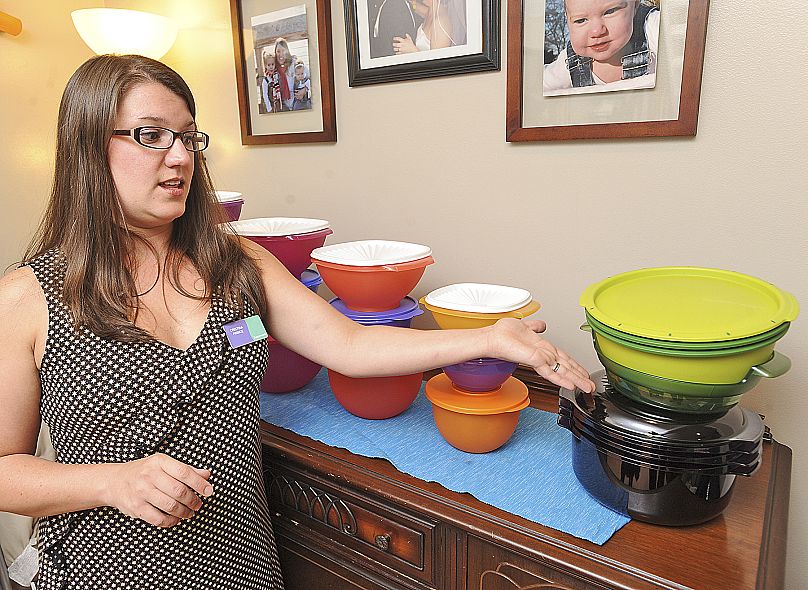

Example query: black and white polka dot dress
[28,250,284,590]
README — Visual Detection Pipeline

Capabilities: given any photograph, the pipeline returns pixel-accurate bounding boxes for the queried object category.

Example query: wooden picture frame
[506,0,710,141]
[344,0,500,86]
[230,0,337,144]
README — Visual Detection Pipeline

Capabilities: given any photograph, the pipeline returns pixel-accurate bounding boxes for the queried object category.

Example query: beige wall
[2,0,807,586]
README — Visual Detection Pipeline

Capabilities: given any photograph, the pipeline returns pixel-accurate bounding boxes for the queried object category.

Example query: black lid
[559,370,766,451]
[559,411,761,468]
[559,417,762,476]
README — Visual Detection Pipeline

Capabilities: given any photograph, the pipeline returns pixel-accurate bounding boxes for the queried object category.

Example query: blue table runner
[260,369,629,545]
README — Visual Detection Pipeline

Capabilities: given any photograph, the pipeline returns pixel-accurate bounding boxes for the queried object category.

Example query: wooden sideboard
[259,383,791,590]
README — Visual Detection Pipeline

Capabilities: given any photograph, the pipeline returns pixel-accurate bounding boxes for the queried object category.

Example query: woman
[392,0,466,53]
[273,38,308,111]
[0,55,594,589]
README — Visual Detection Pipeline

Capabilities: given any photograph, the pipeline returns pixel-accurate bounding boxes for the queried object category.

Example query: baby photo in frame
[505,0,709,141]
[542,0,661,97]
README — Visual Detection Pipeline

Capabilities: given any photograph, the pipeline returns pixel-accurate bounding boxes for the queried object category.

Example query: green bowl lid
[580,267,799,343]
[585,310,791,351]
[590,324,787,358]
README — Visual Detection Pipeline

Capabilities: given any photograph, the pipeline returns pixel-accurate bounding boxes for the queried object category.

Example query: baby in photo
[543,0,661,96]
[292,61,312,111]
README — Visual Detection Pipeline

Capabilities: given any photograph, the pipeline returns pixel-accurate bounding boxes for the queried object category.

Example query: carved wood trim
[480,562,573,589]
[268,473,358,536]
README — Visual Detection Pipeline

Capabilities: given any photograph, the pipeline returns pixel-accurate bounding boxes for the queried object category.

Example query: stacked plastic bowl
[230,217,333,277]
[557,266,799,526]
[579,267,798,415]
[311,240,435,419]
[421,283,541,453]
[215,191,244,222]
[558,371,766,526]
[230,218,334,393]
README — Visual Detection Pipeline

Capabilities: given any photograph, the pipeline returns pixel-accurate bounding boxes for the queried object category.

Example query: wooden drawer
[263,457,440,588]
[466,536,611,590]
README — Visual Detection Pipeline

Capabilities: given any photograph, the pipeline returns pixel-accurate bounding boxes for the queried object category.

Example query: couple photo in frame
[344,0,500,85]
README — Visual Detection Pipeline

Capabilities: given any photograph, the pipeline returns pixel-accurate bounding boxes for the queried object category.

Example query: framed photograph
[344,0,500,86]
[506,0,709,141]
[230,0,337,144]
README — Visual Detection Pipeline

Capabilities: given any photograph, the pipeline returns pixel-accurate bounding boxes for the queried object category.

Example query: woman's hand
[392,34,419,54]
[104,453,214,527]
[487,318,596,393]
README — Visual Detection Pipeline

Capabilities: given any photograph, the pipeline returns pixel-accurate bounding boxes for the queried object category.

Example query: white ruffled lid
[215,191,244,203]
[311,240,431,266]
[229,217,330,237]
[425,283,533,313]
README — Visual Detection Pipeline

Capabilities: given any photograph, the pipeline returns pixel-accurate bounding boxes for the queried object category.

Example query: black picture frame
[344,0,500,86]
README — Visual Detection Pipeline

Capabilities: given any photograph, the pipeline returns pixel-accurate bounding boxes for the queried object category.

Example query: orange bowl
[431,406,523,453]
[314,256,434,312]
[424,374,529,453]
[328,370,422,419]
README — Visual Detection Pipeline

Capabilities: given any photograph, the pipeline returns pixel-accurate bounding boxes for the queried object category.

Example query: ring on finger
[552,362,561,373]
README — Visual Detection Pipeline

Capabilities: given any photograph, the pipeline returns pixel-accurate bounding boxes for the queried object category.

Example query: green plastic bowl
[596,349,791,414]
[584,324,786,384]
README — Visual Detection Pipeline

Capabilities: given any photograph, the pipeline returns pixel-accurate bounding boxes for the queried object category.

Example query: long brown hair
[24,55,268,342]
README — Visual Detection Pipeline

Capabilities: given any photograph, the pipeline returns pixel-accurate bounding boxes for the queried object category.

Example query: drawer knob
[374,533,391,551]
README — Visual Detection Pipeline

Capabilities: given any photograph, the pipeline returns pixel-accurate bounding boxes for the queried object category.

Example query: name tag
[223,315,268,349]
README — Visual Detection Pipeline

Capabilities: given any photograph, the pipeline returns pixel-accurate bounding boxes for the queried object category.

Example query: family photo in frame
[506,0,709,141]
[230,0,336,144]
[253,5,314,115]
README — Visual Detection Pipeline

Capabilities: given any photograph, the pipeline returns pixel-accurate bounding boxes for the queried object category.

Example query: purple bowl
[301,269,322,292]
[221,199,244,222]
[442,358,518,392]
[329,296,423,326]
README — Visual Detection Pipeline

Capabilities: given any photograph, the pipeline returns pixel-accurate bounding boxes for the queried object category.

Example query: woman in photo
[391,0,467,53]
[273,37,309,111]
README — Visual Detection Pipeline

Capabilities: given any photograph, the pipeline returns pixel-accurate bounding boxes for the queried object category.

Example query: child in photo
[291,61,312,111]
[261,50,283,113]
[543,0,660,96]
[264,52,283,113]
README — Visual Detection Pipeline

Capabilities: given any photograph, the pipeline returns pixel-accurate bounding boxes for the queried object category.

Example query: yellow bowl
[594,332,775,385]
[420,299,541,330]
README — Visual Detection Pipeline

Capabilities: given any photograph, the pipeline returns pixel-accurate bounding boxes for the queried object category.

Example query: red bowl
[328,369,422,419]
[248,228,333,277]
[313,256,434,312]
[261,337,321,393]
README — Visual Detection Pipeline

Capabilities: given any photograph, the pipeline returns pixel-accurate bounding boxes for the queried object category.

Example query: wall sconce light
[0,11,23,36]
[71,8,178,60]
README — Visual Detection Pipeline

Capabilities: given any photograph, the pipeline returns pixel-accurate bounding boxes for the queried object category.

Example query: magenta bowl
[220,199,244,222]
[261,337,321,393]
[247,228,333,278]
[442,358,518,392]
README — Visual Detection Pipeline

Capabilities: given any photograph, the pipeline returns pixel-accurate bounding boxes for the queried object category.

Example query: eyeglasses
[112,126,210,152]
